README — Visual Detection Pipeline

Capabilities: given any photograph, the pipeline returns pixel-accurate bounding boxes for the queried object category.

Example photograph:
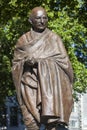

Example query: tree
[0,0,87,103]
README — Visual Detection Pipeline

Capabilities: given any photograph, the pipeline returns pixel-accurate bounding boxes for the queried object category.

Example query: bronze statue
[12,7,73,130]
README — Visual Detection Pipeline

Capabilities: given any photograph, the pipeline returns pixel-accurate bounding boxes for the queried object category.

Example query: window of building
[0,106,7,127]
[10,107,18,126]
[72,106,74,112]
[71,120,76,127]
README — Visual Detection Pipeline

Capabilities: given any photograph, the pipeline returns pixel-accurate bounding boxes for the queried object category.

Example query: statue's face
[30,9,48,32]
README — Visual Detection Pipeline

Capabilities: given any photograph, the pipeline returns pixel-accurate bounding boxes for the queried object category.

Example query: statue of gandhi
[12,6,73,130]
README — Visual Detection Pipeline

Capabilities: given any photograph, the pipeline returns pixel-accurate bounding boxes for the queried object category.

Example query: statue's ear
[28,17,32,25]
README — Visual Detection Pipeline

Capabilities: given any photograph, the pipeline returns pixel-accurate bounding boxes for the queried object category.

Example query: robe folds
[12,28,73,125]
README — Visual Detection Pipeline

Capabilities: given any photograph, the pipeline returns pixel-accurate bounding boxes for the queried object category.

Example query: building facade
[69,93,87,130]
[0,96,25,130]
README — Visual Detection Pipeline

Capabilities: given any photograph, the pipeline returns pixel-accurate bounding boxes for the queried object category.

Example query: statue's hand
[25,57,38,66]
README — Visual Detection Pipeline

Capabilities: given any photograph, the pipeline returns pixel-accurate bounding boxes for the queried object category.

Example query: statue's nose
[40,18,44,23]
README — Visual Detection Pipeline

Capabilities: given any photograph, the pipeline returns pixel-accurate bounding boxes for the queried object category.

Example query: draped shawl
[12,28,73,125]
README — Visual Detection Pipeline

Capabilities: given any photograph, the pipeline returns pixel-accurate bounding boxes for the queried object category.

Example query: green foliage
[0,0,87,102]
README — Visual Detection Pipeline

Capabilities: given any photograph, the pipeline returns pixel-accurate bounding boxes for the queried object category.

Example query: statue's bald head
[30,7,47,19]
[29,7,48,32]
